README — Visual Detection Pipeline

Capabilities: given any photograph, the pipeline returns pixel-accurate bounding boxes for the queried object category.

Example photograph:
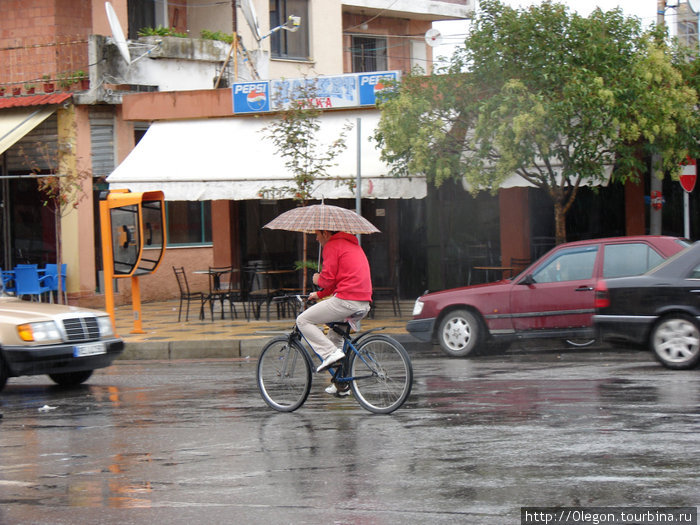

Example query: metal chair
[14,265,52,301]
[204,266,240,321]
[173,266,205,322]
[510,257,531,277]
[371,266,401,317]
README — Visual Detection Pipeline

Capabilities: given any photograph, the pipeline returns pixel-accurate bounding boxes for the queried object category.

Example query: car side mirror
[518,274,536,286]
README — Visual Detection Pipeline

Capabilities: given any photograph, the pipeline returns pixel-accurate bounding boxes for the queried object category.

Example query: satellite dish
[425,28,443,47]
[105,2,131,65]
[689,0,700,14]
[241,0,262,42]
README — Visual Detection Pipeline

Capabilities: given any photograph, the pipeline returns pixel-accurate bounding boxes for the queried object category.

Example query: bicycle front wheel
[257,337,311,412]
[350,335,413,414]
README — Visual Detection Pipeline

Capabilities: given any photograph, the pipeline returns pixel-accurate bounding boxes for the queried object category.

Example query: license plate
[73,342,106,357]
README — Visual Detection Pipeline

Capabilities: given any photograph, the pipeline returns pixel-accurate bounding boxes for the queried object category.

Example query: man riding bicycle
[296,230,372,394]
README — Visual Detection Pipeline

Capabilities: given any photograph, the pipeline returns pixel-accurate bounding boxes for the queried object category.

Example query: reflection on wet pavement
[1,350,699,523]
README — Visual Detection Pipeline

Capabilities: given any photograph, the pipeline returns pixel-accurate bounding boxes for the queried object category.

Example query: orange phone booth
[99,189,166,334]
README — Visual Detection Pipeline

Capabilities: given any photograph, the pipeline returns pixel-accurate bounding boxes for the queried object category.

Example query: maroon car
[407,236,689,357]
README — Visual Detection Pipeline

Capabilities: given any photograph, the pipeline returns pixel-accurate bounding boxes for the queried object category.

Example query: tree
[19,127,90,303]
[260,83,352,293]
[375,0,700,244]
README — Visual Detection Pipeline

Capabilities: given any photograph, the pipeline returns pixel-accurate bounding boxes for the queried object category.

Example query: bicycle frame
[290,321,385,384]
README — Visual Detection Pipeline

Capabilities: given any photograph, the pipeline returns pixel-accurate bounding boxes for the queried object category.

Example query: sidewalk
[113,299,416,360]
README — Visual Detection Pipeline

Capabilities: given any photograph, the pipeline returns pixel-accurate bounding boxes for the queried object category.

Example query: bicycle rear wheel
[350,334,413,414]
[257,337,311,412]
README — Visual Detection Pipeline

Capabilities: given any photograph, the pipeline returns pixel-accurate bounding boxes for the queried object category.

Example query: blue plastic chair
[44,263,67,303]
[14,265,53,301]
[0,267,16,295]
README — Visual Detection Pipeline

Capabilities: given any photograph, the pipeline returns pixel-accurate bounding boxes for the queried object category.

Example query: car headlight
[97,316,114,337]
[412,299,424,316]
[17,321,62,343]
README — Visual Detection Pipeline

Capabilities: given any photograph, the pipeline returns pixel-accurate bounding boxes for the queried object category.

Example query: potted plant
[72,70,89,90]
[11,86,21,96]
[42,75,54,93]
[58,73,71,91]
[24,83,35,94]
[0,86,5,96]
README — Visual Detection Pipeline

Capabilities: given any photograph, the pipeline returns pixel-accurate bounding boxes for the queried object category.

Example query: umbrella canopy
[263,204,380,234]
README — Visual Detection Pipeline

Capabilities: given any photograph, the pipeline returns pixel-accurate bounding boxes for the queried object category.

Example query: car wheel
[437,309,482,357]
[650,315,700,370]
[48,370,94,387]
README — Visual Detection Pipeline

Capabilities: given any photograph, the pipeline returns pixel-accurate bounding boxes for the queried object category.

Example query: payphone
[99,189,166,333]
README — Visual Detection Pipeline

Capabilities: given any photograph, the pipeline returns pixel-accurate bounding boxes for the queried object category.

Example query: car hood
[0,296,107,324]
[416,279,514,315]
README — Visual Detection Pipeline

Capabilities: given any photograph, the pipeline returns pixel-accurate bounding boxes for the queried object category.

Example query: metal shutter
[4,114,58,172]
[90,107,115,178]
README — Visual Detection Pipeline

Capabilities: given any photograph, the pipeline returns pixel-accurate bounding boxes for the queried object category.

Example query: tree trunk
[553,200,567,246]
[302,234,308,295]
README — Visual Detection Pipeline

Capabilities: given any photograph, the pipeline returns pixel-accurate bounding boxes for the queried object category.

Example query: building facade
[0,0,472,307]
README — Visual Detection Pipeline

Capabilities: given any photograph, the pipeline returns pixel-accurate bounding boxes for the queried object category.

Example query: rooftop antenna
[689,0,700,13]
[105,1,131,65]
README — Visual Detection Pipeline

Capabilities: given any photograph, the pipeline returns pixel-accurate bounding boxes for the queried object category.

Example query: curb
[119,333,433,360]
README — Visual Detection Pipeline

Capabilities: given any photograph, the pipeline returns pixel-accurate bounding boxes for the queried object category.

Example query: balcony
[342,0,474,20]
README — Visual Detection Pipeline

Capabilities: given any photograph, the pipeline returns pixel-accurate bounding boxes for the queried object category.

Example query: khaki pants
[296,296,370,359]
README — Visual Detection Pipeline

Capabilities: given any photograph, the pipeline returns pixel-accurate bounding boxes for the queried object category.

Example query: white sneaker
[325,383,351,397]
[316,348,345,372]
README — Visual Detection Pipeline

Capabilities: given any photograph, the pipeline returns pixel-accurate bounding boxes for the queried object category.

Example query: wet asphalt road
[1,344,699,524]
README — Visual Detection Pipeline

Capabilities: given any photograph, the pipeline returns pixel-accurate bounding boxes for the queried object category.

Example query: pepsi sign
[359,72,398,106]
[232,82,270,114]
[231,71,400,114]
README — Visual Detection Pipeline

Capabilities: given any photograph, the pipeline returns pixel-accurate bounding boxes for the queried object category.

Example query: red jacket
[316,232,372,301]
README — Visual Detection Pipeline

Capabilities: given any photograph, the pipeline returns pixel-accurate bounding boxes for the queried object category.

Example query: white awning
[0,106,56,156]
[107,110,426,201]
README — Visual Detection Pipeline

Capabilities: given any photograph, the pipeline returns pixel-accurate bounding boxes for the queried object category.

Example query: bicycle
[256,297,413,414]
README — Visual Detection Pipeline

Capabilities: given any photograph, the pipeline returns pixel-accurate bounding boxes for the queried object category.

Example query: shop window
[269,0,309,59]
[351,36,388,73]
[166,201,212,246]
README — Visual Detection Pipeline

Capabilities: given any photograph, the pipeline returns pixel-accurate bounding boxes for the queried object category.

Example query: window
[128,0,169,40]
[166,202,212,245]
[269,0,309,59]
[351,36,388,73]
[602,243,664,278]
[532,247,598,283]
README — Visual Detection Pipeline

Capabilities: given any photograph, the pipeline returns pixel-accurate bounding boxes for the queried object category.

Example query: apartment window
[128,0,168,39]
[166,202,212,245]
[351,36,388,73]
[269,0,309,59]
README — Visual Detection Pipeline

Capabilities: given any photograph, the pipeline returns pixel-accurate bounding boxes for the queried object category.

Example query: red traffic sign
[680,156,697,193]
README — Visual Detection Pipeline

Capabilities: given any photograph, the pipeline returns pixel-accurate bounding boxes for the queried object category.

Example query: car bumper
[593,314,654,346]
[2,338,124,377]
[406,318,435,342]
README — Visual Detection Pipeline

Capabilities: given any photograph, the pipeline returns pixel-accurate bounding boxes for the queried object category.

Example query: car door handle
[575,286,593,291]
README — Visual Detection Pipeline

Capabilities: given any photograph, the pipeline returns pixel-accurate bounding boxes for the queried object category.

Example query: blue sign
[358,71,399,106]
[232,81,270,114]
[232,71,400,114]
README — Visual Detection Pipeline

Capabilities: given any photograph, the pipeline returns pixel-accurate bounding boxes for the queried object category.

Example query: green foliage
[375,0,700,242]
[137,26,188,38]
[294,260,319,272]
[200,30,234,44]
[259,80,353,203]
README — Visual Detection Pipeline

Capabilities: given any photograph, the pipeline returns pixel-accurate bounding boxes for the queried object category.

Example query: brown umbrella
[264,204,379,296]
[263,203,380,234]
